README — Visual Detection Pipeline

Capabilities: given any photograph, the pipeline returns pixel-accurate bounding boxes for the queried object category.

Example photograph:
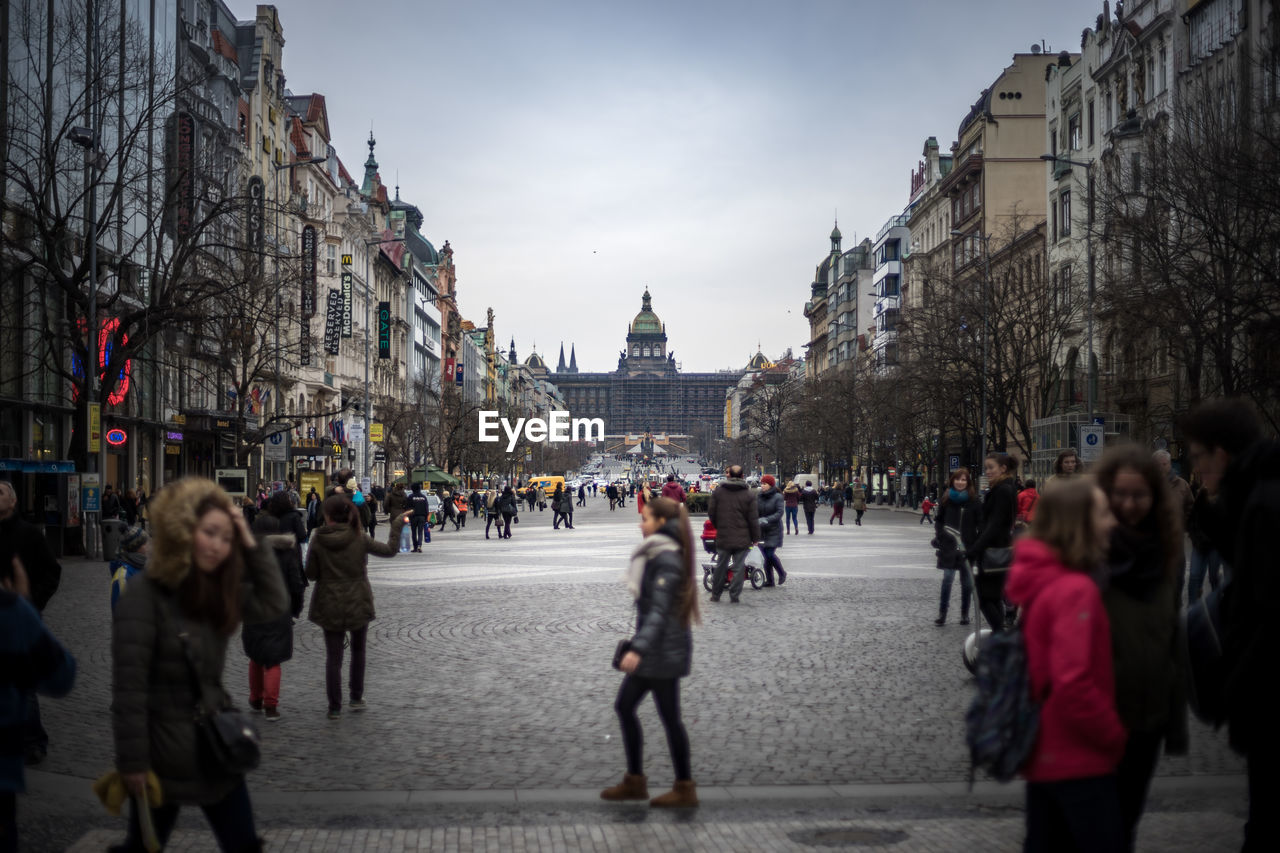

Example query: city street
[24,498,1246,851]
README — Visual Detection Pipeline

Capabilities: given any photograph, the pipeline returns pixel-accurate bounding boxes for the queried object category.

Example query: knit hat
[121,525,149,553]
[760,474,776,487]
[346,478,358,493]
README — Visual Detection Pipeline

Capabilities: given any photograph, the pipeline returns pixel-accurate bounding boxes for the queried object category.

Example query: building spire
[557,342,567,372]
[569,344,578,373]
[362,129,379,196]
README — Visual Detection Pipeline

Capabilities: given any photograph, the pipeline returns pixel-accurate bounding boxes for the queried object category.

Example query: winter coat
[0,514,61,612]
[1,592,75,794]
[408,491,430,519]
[1004,537,1127,783]
[629,520,693,679]
[1103,525,1188,751]
[707,478,760,551]
[852,489,867,512]
[782,485,800,508]
[305,514,406,633]
[799,487,819,513]
[384,486,406,517]
[757,488,784,549]
[1016,487,1040,523]
[968,478,1016,565]
[1198,439,1280,754]
[496,491,518,516]
[111,478,289,805]
[551,488,565,512]
[933,496,979,571]
[660,481,686,503]
[240,510,307,668]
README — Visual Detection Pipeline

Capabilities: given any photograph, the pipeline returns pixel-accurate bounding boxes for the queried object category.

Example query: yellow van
[527,475,566,499]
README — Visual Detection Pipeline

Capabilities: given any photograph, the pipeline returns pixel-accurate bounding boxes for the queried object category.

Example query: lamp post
[1040,154,1096,423]
[951,228,991,473]
[270,156,327,485]
[363,235,407,487]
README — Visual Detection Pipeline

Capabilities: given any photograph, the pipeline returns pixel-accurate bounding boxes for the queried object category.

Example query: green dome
[630,289,663,335]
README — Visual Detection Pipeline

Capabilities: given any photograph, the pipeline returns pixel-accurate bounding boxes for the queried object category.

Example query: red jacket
[660,481,687,503]
[1016,488,1039,523]
[1004,538,1127,783]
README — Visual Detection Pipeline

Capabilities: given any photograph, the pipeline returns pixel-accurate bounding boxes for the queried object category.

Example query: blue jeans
[939,567,973,618]
[116,778,257,852]
[1188,547,1222,603]
[784,506,798,533]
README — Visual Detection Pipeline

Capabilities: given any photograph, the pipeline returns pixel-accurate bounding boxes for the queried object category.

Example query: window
[1068,113,1081,151]
[1052,195,1058,241]
[1060,190,1071,237]
[1087,100,1095,145]
[632,345,640,357]
[1158,46,1168,93]
[881,275,900,298]
[1056,264,1072,309]
[1106,91,1114,129]
[326,244,336,275]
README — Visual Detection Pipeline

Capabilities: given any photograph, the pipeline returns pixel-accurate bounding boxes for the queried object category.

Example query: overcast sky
[268,0,1098,373]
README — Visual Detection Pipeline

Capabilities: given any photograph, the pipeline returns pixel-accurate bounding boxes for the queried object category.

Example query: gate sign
[377,301,391,359]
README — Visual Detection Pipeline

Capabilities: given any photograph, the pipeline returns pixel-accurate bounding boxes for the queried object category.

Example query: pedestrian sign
[1079,424,1105,463]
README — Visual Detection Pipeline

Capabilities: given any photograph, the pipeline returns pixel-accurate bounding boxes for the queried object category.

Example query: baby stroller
[700,535,765,592]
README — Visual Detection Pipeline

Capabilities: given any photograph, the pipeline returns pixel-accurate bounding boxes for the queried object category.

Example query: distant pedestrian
[932,468,976,626]
[306,488,322,534]
[707,465,760,603]
[966,452,1018,632]
[109,526,151,611]
[782,481,800,534]
[852,483,867,525]
[484,490,501,539]
[110,477,288,851]
[385,483,410,553]
[1005,477,1125,853]
[601,496,700,808]
[120,489,139,526]
[1015,480,1039,527]
[829,484,845,525]
[578,484,587,507]
[306,495,409,719]
[552,484,568,530]
[660,474,686,504]
[245,492,309,722]
[407,483,429,552]
[756,475,787,587]
[800,481,819,534]
[101,484,121,520]
[1044,447,1081,491]
[496,486,519,538]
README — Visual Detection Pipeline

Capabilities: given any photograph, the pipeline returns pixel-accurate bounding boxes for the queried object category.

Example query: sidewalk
[57,776,1245,852]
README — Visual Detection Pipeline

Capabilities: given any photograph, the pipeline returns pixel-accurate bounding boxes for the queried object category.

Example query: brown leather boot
[599,773,648,801]
[649,779,698,807]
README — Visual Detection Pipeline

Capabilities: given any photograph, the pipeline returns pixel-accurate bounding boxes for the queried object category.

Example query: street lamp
[270,155,327,484]
[951,228,991,473]
[1040,153,1096,423]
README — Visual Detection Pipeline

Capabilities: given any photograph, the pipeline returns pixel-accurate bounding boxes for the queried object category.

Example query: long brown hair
[178,494,245,636]
[942,467,978,504]
[1091,443,1184,578]
[644,496,702,628]
[1028,476,1107,571]
[986,451,1018,486]
[322,494,360,531]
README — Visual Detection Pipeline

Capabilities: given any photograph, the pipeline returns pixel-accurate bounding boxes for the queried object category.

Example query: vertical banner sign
[301,225,317,318]
[246,176,265,275]
[341,272,353,338]
[88,403,102,453]
[324,290,343,355]
[300,315,310,366]
[456,358,464,386]
[173,112,195,238]
[444,358,455,385]
[377,301,391,359]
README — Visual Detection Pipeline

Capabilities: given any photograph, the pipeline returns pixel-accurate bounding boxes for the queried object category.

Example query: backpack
[964,626,1040,785]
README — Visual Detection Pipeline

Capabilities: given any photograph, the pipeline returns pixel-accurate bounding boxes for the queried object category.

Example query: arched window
[643,346,651,357]
[632,345,640,357]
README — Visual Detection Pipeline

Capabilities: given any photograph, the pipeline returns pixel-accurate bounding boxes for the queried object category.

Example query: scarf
[1107,523,1167,602]
[947,488,970,504]
[626,533,682,600]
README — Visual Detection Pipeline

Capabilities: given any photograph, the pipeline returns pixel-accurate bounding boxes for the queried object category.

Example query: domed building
[551,290,746,449]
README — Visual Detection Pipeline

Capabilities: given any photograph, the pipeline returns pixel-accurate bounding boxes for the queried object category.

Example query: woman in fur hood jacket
[111,477,289,852]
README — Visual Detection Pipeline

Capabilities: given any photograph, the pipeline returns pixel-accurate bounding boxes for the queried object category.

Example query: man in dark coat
[1181,399,1280,852]
[799,481,819,534]
[0,480,62,765]
[707,465,760,603]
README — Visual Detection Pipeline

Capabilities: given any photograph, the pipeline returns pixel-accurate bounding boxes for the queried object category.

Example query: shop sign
[341,272,353,338]
[166,430,184,442]
[324,290,342,355]
[377,301,391,359]
[331,442,343,459]
[301,225,317,318]
[89,403,101,452]
[373,448,386,462]
[215,419,232,429]
[106,428,127,446]
[369,423,384,443]
[165,445,181,455]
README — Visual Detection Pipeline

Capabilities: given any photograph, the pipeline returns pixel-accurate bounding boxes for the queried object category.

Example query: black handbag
[982,547,1014,570]
[611,639,633,670]
[164,599,262,775]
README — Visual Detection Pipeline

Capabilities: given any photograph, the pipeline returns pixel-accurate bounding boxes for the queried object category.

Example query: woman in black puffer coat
[932,467,979,625]
[966,452,1018,631]
[243,491,307,720]
[601,496,701,808]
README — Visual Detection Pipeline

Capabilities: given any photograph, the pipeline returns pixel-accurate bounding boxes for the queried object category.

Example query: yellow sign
[164,444,181,455]
[299,470,326,500]
[332,443,343,458]
[342,254,353,266]
[370,423,384,443]
[88,403,101,453]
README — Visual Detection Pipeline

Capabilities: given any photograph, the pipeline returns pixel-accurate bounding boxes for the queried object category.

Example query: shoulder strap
[157,591,215,717]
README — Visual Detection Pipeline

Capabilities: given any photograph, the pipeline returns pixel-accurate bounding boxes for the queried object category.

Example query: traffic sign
[949,455,961,471]
[264,431,287,462]
[370,423,384,443]
[1079,424,1105,463]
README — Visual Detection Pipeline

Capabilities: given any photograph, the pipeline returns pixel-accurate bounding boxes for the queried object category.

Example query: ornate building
[537,291,744,449]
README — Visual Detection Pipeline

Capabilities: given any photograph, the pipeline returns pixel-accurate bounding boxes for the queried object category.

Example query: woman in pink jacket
[1004,476,1127,853]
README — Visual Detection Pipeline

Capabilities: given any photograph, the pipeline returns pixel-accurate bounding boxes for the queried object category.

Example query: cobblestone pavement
[17,498,1246,850]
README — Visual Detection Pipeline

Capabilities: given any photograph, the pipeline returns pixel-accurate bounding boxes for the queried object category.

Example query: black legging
[614,674,691,781]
